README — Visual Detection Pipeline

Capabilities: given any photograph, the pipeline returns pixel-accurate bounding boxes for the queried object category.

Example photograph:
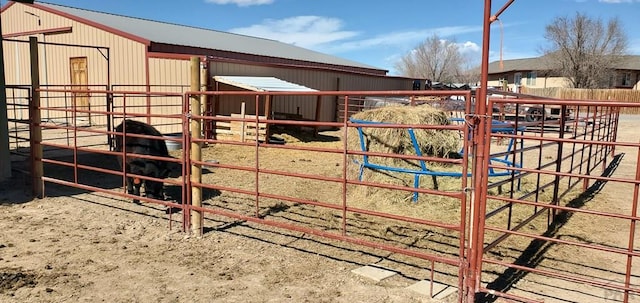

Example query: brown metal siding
[4,3,147,87]
[209,60,412,122]
[147,57,192,133]
[4,3,148,126]
[148,57,191,89]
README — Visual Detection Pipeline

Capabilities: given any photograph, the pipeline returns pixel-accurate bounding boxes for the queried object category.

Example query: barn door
[70,57,90,125]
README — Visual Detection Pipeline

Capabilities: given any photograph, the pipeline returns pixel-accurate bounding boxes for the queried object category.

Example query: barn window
[622,72,632,86]
[514,72,522,86]
[526,71,537,86]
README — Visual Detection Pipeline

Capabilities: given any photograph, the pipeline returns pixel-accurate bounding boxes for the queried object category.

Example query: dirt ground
[1,116,639,303]
[0,182,447,303]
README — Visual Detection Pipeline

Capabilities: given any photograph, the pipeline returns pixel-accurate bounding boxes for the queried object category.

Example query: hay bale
[346,105,460,161]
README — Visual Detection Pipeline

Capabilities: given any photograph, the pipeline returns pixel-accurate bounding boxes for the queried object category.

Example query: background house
[486,54,640,91]
[2,1,414,130]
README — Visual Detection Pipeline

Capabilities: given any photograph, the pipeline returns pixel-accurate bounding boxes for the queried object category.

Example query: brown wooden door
[70,57,90,123]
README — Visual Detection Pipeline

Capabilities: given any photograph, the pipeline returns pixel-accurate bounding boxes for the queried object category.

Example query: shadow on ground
[477,153,625,303]
[270,128,341,143]
[4,148,215,206]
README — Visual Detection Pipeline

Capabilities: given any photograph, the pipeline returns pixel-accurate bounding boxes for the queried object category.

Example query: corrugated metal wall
[4,3,148,127]
[209,60,413,122]
[4,4,148,86]
[2,40,31,85]
[147,57,192,133]
[148,57,191,90]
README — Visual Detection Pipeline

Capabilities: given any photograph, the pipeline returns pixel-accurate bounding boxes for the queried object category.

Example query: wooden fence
[214,102,267,142]
[522,87,640,114]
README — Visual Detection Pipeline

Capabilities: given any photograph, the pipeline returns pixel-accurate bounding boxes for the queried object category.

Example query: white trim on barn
[212,76,318,92]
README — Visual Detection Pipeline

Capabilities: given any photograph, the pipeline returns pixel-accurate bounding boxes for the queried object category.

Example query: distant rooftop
[487,56,554,74]
[488,54,640,74]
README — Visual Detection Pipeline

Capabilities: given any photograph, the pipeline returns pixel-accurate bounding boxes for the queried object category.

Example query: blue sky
[8,0,640,75]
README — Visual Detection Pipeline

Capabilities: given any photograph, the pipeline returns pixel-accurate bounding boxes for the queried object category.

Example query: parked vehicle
[488,93,573,122]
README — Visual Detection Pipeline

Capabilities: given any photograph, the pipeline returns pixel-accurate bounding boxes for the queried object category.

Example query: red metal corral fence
[186,90,475,300]
[21,87,639,302]
[32,87,189,228]
[468,95,639,303]
[6,85,32,175]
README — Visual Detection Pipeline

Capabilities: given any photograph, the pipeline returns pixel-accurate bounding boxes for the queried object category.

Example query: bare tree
[394,34,467,83]
[543,12,628,89]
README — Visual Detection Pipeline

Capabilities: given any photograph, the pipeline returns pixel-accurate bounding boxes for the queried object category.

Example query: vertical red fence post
[551,105,567,216]
[458,91,472,303]
[624,144,640,303]
[341,94,349,235]
[466,0,493,300]
[182,93,192,232]
[610,108,620,156]
[254,94,261,217]
[468,1,517,300]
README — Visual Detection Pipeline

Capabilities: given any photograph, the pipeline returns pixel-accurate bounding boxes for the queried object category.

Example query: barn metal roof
[33,1,383,72]
[213,76,317,92]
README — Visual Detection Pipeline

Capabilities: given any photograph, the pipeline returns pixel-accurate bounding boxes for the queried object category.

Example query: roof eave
[30,2,151,46]
[150,41,388,76]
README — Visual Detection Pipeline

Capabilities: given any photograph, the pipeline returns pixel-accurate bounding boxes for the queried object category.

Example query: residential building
[486,54,640,91]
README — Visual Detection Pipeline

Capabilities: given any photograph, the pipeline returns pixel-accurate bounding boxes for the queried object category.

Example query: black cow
[113,120,180,204]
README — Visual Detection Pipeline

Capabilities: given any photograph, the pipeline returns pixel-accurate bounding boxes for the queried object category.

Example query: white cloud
[324,25,483,53]
[458,41,480,53]
[205,0,274,7]
[598,0,639,3]
[229,15,483,53]
[229,16,359,49]
[228,15,489,72]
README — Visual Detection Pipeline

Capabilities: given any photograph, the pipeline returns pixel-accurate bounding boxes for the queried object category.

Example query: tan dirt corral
[1,116,639,303]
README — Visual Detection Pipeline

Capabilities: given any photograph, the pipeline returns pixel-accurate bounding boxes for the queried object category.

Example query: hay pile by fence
[344,104,463,208]
[346,104,460,160]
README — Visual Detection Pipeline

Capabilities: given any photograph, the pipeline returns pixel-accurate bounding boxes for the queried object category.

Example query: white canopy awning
[213,76,318,92]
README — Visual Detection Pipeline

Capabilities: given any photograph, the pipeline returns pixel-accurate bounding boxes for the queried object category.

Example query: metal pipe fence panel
[471,96,639,303]
[17,87,639,302]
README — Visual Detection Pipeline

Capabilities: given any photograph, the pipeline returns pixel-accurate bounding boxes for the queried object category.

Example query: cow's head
[162,159,183,178]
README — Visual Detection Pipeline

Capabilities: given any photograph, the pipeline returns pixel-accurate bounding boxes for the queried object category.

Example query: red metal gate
[467,95,639,302]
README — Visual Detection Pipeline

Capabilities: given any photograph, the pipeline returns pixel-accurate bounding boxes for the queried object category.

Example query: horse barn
[1,1,413,134]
